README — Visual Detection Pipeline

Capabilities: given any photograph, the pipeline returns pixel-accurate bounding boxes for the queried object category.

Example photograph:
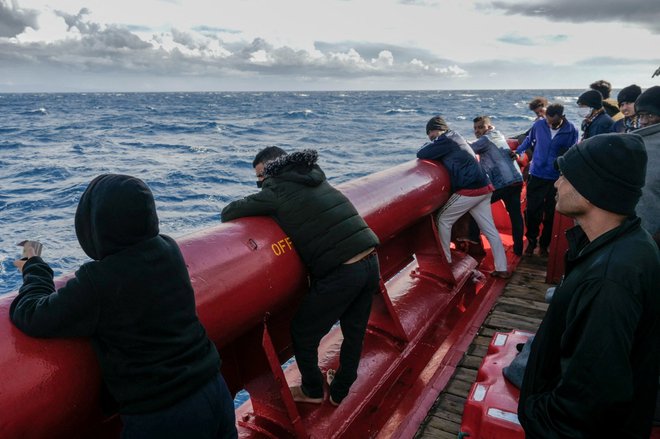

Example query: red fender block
[460,330,532,439]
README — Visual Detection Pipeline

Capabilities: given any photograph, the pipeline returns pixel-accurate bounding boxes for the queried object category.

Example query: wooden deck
[414,256,551,439]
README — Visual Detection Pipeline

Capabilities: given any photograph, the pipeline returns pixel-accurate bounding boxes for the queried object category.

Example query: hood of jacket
[264,149,325,186]
[75,174,159,260]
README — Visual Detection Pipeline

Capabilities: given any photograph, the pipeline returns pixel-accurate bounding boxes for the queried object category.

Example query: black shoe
[539,247,549,257]
[524,243,535,256]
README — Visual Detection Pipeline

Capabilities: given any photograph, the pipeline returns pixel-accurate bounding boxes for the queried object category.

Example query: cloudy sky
[1,0,659,92]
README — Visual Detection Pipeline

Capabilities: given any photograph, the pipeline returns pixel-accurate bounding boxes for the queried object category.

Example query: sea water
[1,89,583,294]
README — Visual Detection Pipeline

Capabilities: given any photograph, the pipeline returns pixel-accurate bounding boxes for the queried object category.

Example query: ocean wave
[385,108,417,114]
[21,108,48,116]
[285,109,316,118]
[553,95,577,103]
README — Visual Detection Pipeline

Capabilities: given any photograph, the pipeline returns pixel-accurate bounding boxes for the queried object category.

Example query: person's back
[222,148,380,406]
[222,150,378,278]
[11,174,236,438]
[417,129,490,192]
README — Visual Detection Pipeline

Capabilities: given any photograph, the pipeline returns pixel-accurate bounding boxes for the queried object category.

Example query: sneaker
[539,247,549,257]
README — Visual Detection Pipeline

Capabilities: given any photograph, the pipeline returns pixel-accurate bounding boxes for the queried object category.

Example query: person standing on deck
[470,116,525,257]
[634,85,660,247]
[515,103,579,257]
[589,79,623,122]
[10,174,237,439]
[221,147,380,407]
[612,84,642,133]
[576,90,614,140]
[518,133,660,438]
[417,116,510,278]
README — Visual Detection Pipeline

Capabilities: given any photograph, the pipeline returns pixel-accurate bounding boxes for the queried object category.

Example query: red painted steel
[460,330,532,439]
[545,212,574,284]
[0,159,520,438]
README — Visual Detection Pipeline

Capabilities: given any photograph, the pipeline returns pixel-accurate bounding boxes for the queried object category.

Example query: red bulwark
[460,330,532,439]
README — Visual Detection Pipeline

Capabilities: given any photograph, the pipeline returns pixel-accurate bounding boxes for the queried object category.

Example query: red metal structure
[460,330,531,439]
[0,159,520,438]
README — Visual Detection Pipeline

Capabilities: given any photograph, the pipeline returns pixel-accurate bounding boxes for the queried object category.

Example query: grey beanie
[556,133,647,216]
[426,116,449,134]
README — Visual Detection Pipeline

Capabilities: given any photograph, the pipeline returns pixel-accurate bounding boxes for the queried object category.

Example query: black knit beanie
[635,86,660,116]
[426,116,449,134]
[556,133,647,216]
[577,90,603,109]
[617,84,642,105]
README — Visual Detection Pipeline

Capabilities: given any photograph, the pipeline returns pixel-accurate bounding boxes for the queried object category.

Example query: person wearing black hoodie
[11,174,237,439]
[221,148,380,407]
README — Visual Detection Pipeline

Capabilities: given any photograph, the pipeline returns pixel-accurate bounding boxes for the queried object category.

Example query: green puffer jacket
[221,149,379,278]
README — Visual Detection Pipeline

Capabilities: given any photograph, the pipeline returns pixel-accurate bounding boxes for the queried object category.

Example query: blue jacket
[470,130,523,190]
[417,130,491,191]
[516,118,578,180]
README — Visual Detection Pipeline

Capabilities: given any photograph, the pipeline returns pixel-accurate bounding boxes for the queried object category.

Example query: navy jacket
[417,130,491,191]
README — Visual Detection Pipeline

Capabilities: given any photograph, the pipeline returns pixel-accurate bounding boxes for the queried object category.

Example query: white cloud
[2,0,660,91]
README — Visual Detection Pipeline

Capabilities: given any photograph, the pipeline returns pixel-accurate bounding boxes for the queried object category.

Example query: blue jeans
[120,373,237,439]
[291,252,380,403]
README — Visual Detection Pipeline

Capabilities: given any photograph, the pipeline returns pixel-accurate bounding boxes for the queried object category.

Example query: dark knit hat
[556,133,647,216]
[617,84,642,105]
[577,90,603,109]
[426,116,449,134]
[635,85,660,116]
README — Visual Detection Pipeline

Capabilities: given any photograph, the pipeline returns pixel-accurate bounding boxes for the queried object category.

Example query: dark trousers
[120,373,237,439]
[466,184,524,256]
[291,253,380,403]
[492,184,524,256]
[524,176,557,249]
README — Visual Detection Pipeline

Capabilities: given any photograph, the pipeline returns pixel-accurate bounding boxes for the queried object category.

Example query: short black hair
[473,115,492,125]
[528,97,548,111]
[546,103,564,117]
[253,146,286,168]
[590,80,612,99]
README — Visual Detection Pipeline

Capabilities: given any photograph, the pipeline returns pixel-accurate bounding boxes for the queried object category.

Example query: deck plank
[414,256,550,438]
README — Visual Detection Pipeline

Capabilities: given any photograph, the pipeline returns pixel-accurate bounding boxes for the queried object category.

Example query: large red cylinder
[0,159,450,438]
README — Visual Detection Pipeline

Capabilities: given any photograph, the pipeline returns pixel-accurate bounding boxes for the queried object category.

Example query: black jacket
[221,150,379,278]
[519,217,660,438]
[10,174,220,414]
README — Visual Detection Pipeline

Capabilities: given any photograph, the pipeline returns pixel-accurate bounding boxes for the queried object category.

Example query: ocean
[0,89,584,294]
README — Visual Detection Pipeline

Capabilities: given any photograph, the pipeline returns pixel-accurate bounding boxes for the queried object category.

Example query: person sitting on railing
[417,116,510,278]
[518,134,660,439]
[221,147,380,407]
[10,174,238,439]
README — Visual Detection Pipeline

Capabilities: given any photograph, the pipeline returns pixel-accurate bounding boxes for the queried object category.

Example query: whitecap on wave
[553,96,577,103]
[385,108,416,114]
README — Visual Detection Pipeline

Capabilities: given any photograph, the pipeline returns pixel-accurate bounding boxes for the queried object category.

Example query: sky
[1,0,659,92]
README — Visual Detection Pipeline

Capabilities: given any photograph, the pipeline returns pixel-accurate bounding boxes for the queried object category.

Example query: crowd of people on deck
[7,81,660,438]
